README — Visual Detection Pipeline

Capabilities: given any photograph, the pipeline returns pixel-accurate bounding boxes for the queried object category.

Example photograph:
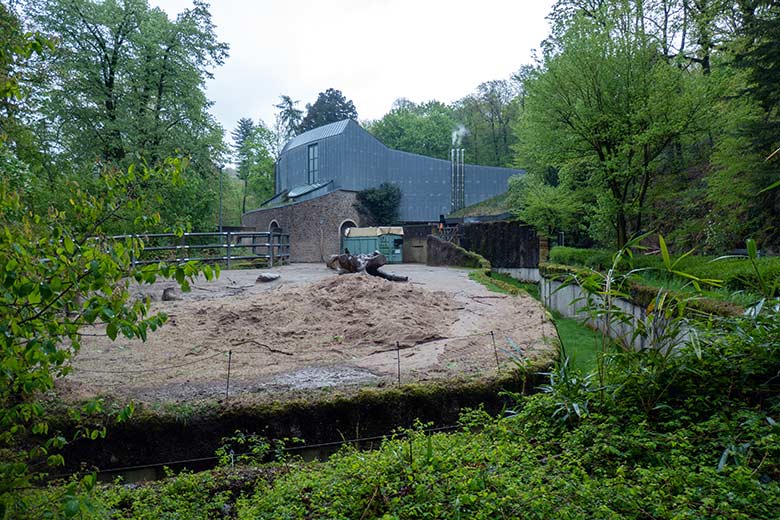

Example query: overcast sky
[149,0,555,135]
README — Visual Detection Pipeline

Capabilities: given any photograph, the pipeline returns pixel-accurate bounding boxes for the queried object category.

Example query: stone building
[242,119,524,262]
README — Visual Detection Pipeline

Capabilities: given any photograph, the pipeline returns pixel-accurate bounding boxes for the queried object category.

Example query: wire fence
[72,329,532,400]
[54,329,540,482]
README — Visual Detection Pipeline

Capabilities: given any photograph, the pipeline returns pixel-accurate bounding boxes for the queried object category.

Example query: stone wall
[426,236,490,269]
[242,190,365,263]
[402,224,437,263]
[460,221,541,268]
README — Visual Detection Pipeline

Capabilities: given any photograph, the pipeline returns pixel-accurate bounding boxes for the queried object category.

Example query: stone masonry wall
[242,190,365,263]
[460,221,541,268]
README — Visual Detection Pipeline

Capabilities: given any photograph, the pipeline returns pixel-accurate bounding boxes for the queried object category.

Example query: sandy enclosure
[59,264,555,403]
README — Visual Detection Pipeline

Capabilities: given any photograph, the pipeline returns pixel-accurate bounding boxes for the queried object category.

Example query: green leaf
[63,498,80,517]
[47,454,65,467]
[64,235,75,255]
[659,235,671,271]
[747,238,757,260]
[106,322,118,340]
[27,291,42,305]
[81,473,97,491]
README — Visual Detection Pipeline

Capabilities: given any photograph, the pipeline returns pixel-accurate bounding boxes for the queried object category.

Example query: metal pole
[491,331,500,372]
[460,148,465,210]
[226,231,232,269]
[396,341,401,385]
[218,166,223,235]
[225,350,232,402]
[450,148,455,212]
[269,232,274,268]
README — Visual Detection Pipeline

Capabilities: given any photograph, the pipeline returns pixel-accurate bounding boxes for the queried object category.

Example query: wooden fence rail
[105,231,291,268]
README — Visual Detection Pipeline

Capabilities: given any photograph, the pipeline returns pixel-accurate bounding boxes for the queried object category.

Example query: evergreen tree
[274,94,303,141]
[298,88,358,133]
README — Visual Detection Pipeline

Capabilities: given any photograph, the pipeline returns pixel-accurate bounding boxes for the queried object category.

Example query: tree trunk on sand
[326,250,408,282]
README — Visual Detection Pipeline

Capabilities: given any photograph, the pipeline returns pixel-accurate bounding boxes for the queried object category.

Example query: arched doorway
[269,220,281,234]
[339,219,357,253]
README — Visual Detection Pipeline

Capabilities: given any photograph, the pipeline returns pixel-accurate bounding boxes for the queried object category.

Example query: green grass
[469,270,600,374]
[448,192,511,218]
[488,271,540,300]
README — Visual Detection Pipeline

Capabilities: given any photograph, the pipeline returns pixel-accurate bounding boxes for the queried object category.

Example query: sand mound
[65,273,459,400]
[219,274,458,351]
[62,266,553,403]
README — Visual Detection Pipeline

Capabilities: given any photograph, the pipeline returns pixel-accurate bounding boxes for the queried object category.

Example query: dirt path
[58,264,555,403]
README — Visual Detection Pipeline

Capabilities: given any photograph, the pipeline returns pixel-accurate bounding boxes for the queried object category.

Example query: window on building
[307,143,319,183]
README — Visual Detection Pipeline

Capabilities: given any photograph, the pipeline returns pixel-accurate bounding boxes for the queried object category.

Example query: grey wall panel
[464,165,521,206]
[333,122,387,190]
[388,150,451,222]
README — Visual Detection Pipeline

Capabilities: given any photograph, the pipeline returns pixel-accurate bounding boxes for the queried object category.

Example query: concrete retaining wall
[495,267,542,283]
[494,270,690,352]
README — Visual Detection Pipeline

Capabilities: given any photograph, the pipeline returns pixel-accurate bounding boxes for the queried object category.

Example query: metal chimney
[451,148,465,212]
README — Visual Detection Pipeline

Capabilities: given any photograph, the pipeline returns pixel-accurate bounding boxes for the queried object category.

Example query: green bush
[549,246,615,270]
[549,246,780,294]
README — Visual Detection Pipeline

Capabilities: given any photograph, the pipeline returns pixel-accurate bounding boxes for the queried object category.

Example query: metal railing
[108,231,291,268]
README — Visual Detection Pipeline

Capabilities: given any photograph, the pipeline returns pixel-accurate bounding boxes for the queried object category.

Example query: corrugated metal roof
[281,119,352,153]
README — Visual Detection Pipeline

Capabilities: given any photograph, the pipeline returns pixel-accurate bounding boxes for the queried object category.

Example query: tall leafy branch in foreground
[0,147,217,518]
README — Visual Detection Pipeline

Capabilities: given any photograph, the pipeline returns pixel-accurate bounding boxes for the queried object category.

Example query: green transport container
[342,226,403,263]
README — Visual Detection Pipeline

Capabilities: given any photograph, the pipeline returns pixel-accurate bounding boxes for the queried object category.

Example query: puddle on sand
[265,366,378,390]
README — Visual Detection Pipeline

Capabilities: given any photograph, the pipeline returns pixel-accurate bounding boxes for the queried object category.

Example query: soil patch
[59,265,554,403]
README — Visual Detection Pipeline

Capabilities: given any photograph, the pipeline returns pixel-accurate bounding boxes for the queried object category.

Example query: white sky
[149,0,555,135]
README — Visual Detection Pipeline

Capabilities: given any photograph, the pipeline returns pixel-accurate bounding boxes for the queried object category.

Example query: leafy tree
[0,145,215,517]
[241,122,275,213]
[25,0,229,231]
[710,0,780,246]
[230,117,275,214]
[515,3,715,247]
[454,80,520,167]
[507,174,582,238]
[0,3,55,186]
[354,182,402,225]
[366,100,455,160]
[231,117,256,214]
[298,88,357,133]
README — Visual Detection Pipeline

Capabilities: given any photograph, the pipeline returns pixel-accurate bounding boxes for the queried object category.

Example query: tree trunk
[242,178,248,215]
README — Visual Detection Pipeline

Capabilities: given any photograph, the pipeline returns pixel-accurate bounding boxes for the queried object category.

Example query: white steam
[451,125,469,147]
